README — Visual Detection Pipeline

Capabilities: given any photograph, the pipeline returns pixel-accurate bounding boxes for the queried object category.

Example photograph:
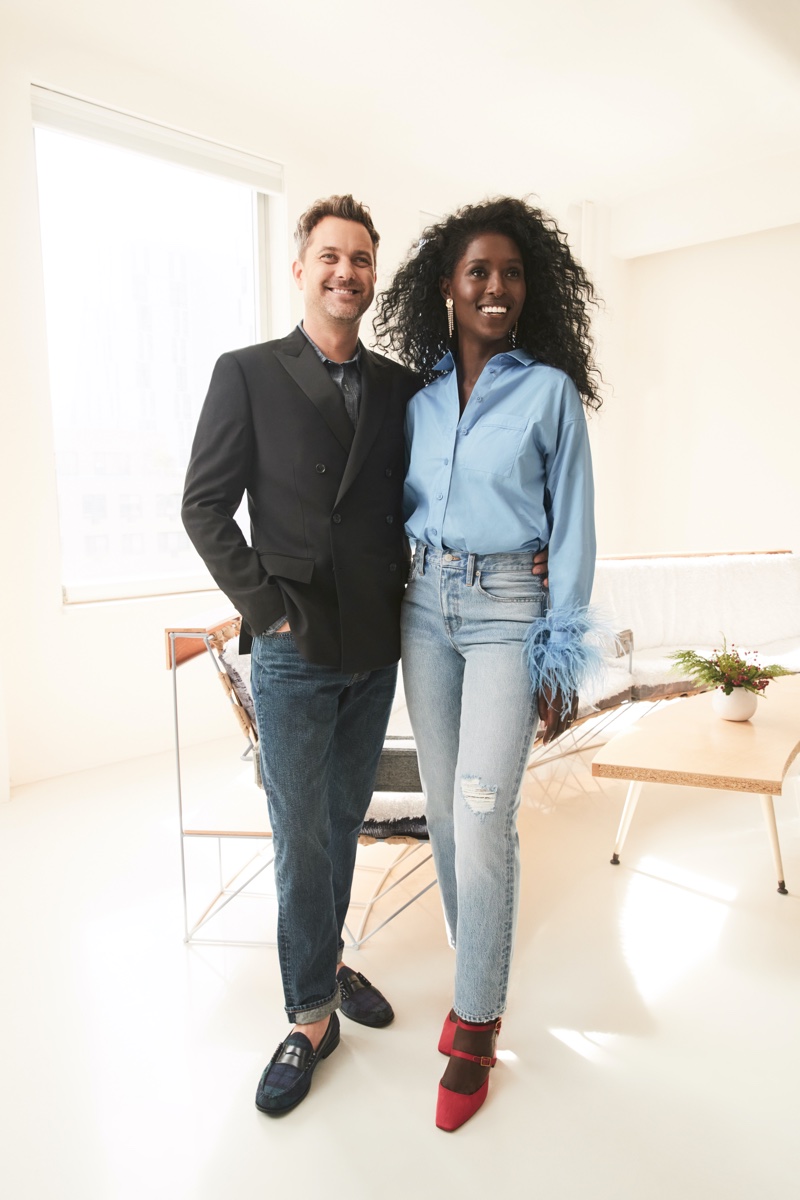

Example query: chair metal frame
[166,620,435,950]
[168,626,276,946]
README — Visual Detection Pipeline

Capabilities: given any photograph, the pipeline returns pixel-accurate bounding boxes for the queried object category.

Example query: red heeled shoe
[438,1009,458,1056]
[435,1017,501,1132]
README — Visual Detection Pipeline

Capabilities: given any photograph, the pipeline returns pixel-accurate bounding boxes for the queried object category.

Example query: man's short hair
[294,194,380,260]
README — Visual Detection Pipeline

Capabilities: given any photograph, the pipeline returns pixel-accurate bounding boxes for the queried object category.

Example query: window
[32,88,288,603]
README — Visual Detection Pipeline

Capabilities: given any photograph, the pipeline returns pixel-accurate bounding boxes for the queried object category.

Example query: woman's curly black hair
[373,197,602,411]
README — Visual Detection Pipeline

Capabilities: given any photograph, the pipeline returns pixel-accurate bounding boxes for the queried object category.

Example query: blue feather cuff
[523,604,611,714]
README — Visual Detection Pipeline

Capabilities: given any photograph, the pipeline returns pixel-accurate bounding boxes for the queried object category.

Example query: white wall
[561,202,635,560]
[611,222,800,554]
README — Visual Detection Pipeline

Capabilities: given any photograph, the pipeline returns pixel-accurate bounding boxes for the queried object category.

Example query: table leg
[760,794,788,895]
[611,780,643,865]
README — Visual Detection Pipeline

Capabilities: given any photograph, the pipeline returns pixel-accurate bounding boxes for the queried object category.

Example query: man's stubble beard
[317,291,371,327]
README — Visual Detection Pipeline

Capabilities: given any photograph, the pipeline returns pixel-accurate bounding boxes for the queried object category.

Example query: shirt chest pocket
[458,417,528,478]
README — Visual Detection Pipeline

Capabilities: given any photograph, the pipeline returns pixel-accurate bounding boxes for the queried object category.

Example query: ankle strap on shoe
[450,1047,498,1067]
[455,1017,502,1033]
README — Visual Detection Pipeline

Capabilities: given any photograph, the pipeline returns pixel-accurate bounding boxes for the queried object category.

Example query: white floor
[2,719,800,1200]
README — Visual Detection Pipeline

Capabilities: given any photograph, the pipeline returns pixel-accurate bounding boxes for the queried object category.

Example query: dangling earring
[509,321,518,348]
[446,297,454,339]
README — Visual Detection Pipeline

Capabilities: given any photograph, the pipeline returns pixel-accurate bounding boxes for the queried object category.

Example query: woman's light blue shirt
[404,348,596,620]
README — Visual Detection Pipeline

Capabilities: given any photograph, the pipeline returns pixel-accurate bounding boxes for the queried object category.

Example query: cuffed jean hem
[453,1004,506,1024]
[287,985,341,1025]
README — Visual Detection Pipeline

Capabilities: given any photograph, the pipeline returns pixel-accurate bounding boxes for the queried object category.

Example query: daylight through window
[33,96,284,601]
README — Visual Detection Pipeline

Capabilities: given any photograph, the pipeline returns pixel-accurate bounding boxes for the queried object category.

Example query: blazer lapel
[275,334,355,453]
[336,348,388,505]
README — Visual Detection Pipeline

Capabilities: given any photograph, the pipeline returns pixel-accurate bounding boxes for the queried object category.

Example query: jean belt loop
[418,543,427,576]
[465,552,476,587]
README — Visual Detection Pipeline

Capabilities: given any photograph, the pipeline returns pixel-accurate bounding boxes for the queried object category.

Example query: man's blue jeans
[250,629,398,1024]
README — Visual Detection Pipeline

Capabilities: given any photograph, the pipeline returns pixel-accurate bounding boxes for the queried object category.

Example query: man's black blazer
[182,327,419,672]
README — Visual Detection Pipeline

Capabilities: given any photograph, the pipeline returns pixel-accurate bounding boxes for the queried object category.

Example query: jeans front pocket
[475,569,545,614]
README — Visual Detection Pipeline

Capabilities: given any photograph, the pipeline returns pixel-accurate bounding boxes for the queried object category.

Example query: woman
[374,197,604,1130]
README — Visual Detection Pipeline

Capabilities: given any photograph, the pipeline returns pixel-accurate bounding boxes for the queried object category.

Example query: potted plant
[670,639,790,721]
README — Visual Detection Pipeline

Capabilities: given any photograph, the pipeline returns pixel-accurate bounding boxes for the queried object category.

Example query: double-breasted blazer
[182,327,419,672]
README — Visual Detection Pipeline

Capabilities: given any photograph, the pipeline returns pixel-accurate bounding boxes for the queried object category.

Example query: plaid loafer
[255,1012,340,1116]
[337,965,395,1028]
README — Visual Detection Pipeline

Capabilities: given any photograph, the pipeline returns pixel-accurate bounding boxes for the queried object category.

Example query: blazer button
[389,563,397,571]
[316,463,326,473]
[332,513,342,524]
[385,468,393,477]
[386,515,394,524]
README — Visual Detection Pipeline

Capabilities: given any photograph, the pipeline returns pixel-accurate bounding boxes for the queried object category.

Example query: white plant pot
[712,687,758,722]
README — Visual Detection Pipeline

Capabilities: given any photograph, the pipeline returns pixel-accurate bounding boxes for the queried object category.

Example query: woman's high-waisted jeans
[401,545,544,1022]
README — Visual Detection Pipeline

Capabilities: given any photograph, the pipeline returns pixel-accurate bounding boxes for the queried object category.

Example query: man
[182,196,418,1116]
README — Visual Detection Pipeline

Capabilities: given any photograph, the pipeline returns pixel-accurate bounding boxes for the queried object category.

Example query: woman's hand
[537,684,578,744]
[531,545,549,587]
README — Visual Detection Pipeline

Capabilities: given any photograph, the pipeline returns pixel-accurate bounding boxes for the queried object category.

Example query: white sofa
[589,551,800,704]
[219,551,799,741]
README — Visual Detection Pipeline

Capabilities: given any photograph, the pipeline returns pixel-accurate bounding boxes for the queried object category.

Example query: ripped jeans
[401,545,543,1021]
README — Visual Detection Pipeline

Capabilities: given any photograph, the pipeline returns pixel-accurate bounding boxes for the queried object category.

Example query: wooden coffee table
[592,675,800,894]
